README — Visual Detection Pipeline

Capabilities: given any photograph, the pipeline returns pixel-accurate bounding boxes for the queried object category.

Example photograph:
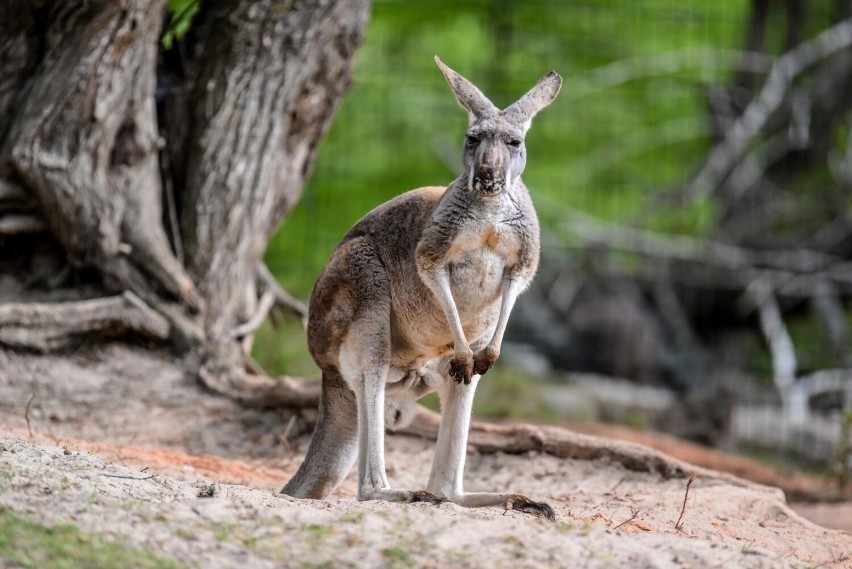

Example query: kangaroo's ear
[503,71,562,131]
[435,56,499,122]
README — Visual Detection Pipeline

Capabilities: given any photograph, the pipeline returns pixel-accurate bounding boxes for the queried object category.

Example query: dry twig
[675,474,696,531]
[100,473,158,481]
[613,508,640,530]
[24,391,35,438]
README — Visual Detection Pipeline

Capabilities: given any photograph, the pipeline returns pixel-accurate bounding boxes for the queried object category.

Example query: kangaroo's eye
[508,139,522,148]
[465,134,479,145]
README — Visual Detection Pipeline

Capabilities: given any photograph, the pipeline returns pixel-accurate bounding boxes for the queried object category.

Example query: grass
[0,508,184,569]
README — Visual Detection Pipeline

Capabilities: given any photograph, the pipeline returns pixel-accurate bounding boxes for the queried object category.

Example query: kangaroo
[281,57,561,521]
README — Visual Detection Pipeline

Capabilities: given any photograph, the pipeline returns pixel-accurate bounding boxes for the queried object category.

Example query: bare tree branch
[561,209,842,274]
[256,263,308,329]
[745,280,798,416]
[687,18,852,199]
[567,48,774,101]
[810,283,851,366]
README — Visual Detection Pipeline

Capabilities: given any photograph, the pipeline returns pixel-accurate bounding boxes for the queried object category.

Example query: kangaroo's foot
[360,487,446,504]
[442,492,556,522]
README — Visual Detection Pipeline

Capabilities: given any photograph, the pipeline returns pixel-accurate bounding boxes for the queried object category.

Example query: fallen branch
[404,407,711,481]
[100,473,158,481]
[560,211,852,297]
[562,209,841,274]
[786,369,852,420]
[674,474,696,531]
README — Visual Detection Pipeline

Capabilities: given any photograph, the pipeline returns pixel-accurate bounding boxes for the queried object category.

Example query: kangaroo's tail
[280,369,358,499]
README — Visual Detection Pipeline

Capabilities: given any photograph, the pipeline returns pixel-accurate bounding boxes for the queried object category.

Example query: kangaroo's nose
[473,166,505,193]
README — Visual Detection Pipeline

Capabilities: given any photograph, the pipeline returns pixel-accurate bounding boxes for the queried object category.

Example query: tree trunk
[0,0,370,396]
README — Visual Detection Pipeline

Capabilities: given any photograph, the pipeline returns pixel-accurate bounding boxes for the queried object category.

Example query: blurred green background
[251,1,852,441]
[266,1,754,297]
[253,0,755,414]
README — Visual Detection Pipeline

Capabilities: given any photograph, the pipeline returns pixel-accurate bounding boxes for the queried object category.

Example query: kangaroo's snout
[471,145,509,195]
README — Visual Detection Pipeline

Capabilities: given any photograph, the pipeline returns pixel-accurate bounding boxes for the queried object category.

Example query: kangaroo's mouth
[473,175,505,195]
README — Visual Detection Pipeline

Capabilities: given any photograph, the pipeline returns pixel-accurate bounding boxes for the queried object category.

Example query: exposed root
[231,290,276,339]
[0,213,46,235]
[0,291,170,351]
[403,407,700,481]
[198,350,320,409]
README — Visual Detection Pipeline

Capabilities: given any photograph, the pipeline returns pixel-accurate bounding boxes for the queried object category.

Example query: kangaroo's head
[436,56,562,197]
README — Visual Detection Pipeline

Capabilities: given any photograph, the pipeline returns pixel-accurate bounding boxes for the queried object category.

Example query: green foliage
[266,0,750,297]
[163,0,199,49]
[259,1,757,403]
[251,319,319,379]
[381,546,411,568]
[473,363,558,420]
[0,508,183,569]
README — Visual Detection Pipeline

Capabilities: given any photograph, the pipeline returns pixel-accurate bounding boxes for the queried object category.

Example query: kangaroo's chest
[444,222,522,310]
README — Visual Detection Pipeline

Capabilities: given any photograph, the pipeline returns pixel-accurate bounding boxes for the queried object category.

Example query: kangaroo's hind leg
[339,314,444,505]
[426,364,555,520]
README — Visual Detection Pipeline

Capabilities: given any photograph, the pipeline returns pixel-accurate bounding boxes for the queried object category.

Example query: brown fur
[282,58,560,521]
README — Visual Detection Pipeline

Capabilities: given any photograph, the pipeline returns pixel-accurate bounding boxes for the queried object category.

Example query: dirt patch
[1,345,850,567]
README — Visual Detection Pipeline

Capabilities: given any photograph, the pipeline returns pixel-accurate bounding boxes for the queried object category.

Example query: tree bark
[0,0,370,398]
[4,0,198,311]
[175,0,369,384]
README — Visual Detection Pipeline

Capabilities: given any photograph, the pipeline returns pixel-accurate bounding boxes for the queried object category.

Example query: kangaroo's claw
[408,490,447,504]
[449,358,473,384]
[504,494,556,522]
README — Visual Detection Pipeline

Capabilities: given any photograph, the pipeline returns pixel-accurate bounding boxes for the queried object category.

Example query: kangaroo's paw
[503,494,556,522]
[449,356,473,384]
[473,347,499,376]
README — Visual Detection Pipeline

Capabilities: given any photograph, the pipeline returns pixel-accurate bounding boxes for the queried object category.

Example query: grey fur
[281,58,561,520]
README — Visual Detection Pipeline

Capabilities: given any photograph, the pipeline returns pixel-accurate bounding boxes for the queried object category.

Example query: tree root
[0,292,170,351]
[403,406,699,480]
[197,344,320,409]
[0,213,46,235]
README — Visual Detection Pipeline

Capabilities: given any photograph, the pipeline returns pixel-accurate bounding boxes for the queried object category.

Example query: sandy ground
[0,345,850,568]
